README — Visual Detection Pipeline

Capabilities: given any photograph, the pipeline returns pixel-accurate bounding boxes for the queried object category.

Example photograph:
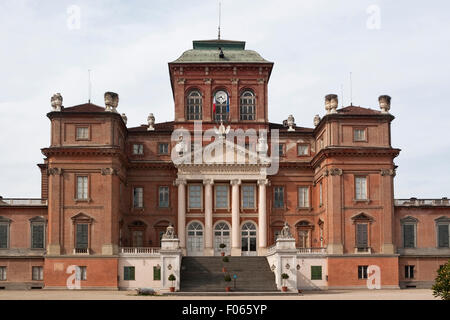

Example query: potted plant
[224,273,232,292]
[281,273,289,292]
[168,274,176,292]
[219,243,227,256]
[222,256,229,272]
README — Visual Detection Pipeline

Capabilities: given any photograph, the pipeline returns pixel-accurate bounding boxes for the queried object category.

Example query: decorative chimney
[378,95,391,113]
[121,113,127,125]
[313,114,321,127]
[325,94,338,114]
[50,93,63,111]
[287,115,295,132]
[147,113,155,131]
[104,92,118,112]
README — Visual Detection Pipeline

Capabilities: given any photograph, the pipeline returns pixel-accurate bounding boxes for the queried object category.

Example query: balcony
[297,247,327,255]
[395,198,450,207]
[0,198,48,206]
[354,247,372,254]
[119,247,160,255]
[73,248,90,255]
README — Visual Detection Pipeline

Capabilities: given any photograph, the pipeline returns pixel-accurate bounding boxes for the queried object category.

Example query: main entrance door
[241,222,257,256]
[187,222,204,256]
[214,222,231,256]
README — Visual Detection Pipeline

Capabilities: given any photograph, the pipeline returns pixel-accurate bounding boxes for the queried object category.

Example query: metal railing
[73,248,90,255]
[296,247,327,254]
[0,198,48,206]
[120,247,160,255]
[395,198,450,206]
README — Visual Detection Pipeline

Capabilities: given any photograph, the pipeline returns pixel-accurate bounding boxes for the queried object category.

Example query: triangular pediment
[351,212,374,222]
[71,212,93,222]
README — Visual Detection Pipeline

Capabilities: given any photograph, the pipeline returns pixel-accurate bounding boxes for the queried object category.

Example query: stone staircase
[180,256,278,292]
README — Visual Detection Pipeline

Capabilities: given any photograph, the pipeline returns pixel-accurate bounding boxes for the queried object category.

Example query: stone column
[258,179,268,255]
[203,179,214,256]
[230,179,241,256]
[175,179,187,251]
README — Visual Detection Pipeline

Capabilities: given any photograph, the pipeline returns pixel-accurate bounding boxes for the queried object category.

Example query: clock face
[215,91,227,104]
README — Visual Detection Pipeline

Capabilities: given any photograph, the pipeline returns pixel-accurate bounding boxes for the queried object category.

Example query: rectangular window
[274,186,285,208]
[132,144,144,155]
[76,266,87,281]
[242,185,255,209]
[0,224,8,249]
[358,266,368,279]
[159,186,169,208]
[76,176,88,200]
[0,267,6,281]
[215,185,229,209]
[133,187,144,208]
[124,266,135,281]
[297,144,309,156]
[31,224,45,249]
[319,182,323,207]
[403,224,416,248]
[76,127,89,140]
[354,128,366,141]
[278,144,285,156]
[188,185,202,209]
[311,266,322,280]
[32,266,43,281]
[158,143,169,155]
[405,265,414,279]
[438,224,449,248]
[356,223,368,248]
[153,266,161,280]
[76,223,89,249]
[298,186,309,208]
[355,176,368,200]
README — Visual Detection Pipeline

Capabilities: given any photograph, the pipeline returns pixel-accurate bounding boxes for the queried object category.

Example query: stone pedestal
[267,237,297,292]
[160,238,182,292]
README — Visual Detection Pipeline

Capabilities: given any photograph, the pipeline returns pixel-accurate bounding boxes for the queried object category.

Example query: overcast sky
[0,0,449,198]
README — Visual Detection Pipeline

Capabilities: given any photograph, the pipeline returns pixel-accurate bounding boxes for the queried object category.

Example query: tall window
[358,266,368,279]
[297,144,309,156]
[186,90,202,120]
[153,266,161,280]
[402,219,417,248]
[437,223,450,248]
[76,176,88,200]
[31,222,45,249]
[240,90,255,120]
[274,187,284,208]
[405,265,414,279]
[124,266,135,281]
[356,223,368,249]
[159,186,169,208]
[76,127,89,140]
[319,182,323,207]
[132,144,144,155]
[188,185,202,209]
[298,187,309,208]
[354,128,367,141]
[76,223,89,249]
[215,185,229,209]
[133,187,144,208]
[0,267,6,281]
[213,90,229,122]
[242,185,255,209]
[0,222,9,249]
[32,266,43,281]
[355,176,368,200]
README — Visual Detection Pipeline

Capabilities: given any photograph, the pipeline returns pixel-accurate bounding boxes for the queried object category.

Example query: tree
[432,260,450,300]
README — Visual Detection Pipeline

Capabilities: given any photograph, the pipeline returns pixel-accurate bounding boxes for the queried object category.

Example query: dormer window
[240,90,255,120]
[186,90,202,120]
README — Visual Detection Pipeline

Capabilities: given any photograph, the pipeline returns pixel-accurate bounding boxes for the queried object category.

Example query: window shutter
[438,224,449,247]
[76,224,88,249]
[356,224,368,247]
[32,224,44,249]
[153,266,161,280]
[0,225,7,248]
[403,224,415,248]
[311,266,322,280]
[130,267,135,280]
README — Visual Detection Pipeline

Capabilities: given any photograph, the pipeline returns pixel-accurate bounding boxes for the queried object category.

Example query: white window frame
[298,186,310,208]
[297,144,309,156]
[355,176,368,200]
[132,144,144,155]
[241,184,256,209]
[76,176,89,200]
[0,266,6,281]
[214,184,229,210]
[32,266,43,281]
[76,127,89,140]
[188,184,203,209]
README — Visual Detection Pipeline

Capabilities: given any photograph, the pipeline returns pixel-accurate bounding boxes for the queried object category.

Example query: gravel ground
[0,289,438,300]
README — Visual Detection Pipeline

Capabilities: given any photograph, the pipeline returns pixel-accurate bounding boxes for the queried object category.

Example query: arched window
[240,90,255,120]
[186,90,202,120]
[213,90,229,122]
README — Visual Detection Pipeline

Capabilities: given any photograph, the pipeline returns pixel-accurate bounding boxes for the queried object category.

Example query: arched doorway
[241,222,257,256]
[214,222,231,256]
[186,221,204,256]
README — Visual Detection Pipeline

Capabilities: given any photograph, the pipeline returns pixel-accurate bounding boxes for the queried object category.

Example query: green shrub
[432,260,450,300]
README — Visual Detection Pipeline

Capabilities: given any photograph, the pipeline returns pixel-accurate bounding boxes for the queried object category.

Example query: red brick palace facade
[0,39,449,290]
